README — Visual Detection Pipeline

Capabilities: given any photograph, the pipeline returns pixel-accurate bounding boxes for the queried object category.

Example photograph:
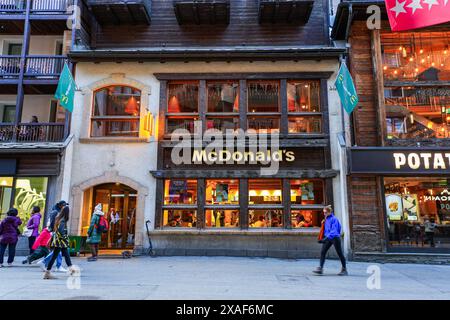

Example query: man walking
[313,206,348,276]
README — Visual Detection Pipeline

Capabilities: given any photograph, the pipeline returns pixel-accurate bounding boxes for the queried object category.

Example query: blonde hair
[324,205,333,213]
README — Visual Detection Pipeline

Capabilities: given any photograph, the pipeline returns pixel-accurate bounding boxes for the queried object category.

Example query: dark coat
[0,216,23,244]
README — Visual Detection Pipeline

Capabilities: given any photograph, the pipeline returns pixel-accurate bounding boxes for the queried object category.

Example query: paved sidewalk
[0,256,449,300]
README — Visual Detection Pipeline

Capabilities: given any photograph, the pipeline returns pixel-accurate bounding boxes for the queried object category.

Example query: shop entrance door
[92,183,137,250]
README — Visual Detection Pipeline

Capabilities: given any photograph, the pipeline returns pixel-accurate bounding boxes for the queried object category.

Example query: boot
[312,267,323,275]
[338,268,348,276]
[43,270,57,279]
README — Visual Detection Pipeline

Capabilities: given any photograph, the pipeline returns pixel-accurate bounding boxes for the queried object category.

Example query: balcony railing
[0,55,21,77]
[0,55,67,79]
[0,0,72,14]
[0,123,66,143]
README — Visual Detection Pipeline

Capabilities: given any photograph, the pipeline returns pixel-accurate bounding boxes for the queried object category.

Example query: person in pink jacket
[22,228,51,265]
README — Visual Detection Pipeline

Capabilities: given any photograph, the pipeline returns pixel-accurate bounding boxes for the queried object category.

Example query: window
[249,179,283,228]
[206,81,239,133]
[2,105,15,122]
[163,209,197,228]
[205,179,239,228]
[206,179,239,205]
[0,177,13,220]
[164,179,197,205]
[287,81,322,134]
[166,82,199,135]
[91,86,141,138]
[384,177,450,251]
[14,177,48,231]
[381,32,450,141]
[291,210,323,228]
[206,210,239,228]
[247,81,280,133]
[290,179,324,205]
[249,179,282,205]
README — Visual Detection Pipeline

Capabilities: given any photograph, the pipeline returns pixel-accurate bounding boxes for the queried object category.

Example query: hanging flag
[386,0,450,32]
[335,62,359,114]
[55,63,76,112]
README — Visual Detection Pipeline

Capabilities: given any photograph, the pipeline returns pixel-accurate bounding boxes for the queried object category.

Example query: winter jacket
[87,214,102,244]
[0,216,23,244]
[27,213,41,237]
[48,205,60,231]
[32,228,52,250]
[324,213,342,240]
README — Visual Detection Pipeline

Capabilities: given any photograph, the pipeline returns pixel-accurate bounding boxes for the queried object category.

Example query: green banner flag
[55,63,76,113]
[335,62,359,114]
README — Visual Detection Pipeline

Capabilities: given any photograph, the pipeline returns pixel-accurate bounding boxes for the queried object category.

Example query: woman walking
[0,208,22,267]
[44,206,76,279]
[313,206,348,276]
[26,206,41,254]
[87,204,105,262]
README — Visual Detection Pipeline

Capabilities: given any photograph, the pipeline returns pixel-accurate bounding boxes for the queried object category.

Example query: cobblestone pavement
[0,256,449,300]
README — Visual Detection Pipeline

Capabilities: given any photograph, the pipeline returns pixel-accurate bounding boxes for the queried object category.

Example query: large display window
[384,177,450,251]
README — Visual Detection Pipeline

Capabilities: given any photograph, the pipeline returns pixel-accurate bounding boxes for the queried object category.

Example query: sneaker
[7,263,13,267]
[56,266,68,273]
[87,256,97,262]
[22,259,28,265]
[312,267,323,275]
[43,271,57,280]
[338,268,348,276]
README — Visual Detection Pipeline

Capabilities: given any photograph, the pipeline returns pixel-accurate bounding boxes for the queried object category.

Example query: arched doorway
[81,183,138,250]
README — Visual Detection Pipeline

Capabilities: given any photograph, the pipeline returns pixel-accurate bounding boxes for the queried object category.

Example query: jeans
[44,251,62,269]
[320,237,346,269]
[46,247,72,271]
[28,236,36,255]
[0,242,17,265]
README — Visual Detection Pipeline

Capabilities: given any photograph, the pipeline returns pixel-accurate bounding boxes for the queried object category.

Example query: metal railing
[25,55,66,77]
[0,55,21,77]
[0,0,72,13]
[0,123,66,142]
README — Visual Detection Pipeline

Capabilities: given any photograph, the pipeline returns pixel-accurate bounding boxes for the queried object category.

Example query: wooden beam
[106,5,120,25]
[154,72,334,81]
[126,4,137,25]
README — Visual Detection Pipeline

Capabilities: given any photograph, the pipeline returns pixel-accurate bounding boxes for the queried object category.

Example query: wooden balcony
[0,123,66,143]
[87,0,152,25]
[0,0,73,14]
[258,0,314,25]
[0,55,67,80]
[173,0,230,25]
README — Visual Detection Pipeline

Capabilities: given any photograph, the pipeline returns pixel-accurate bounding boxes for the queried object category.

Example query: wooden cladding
[0,153,61,176]
[87,0,152,25]
[89,0,329,49]
[258,0,314,25]
[174,0,230,25]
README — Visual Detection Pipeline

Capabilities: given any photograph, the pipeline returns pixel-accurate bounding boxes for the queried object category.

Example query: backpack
[97,215,109,233]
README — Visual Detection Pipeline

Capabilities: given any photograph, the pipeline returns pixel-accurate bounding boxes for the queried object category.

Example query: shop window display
[14,177,47,230]
[163,209,197,228]
[384,177,450,250]
[0,177,13,220]
[164,179,197,205]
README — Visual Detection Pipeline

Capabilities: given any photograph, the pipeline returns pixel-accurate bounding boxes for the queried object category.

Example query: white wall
[66,60,344,251]
[0,95,53,122]
[0,35,63,55]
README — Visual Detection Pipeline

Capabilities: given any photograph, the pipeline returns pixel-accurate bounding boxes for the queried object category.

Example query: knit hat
[94,203,105,216]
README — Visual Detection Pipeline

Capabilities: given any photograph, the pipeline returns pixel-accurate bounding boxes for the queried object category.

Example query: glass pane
[206,117,239,133]
[247,81,279,112]
[166,117,197,134]
[385,86,450,139]
[163,209,197,228]
[91,119,139,137]
[168,83,199,113]
[290,180,324,205]
[248,117,280,133]
[205,210,239,228]
[14,177,47,230]
[207,82,239,112]
[288,116,322,134]
[381,32,450,82]
[94,86,141,117]
[287,81,321,112]
[249,209,283,228]
[384,177,450,250]
[291,210,323,228]
[249,179,282,204]
[164,179,197,205]
[0,177,13,220]
[206,179,239,205]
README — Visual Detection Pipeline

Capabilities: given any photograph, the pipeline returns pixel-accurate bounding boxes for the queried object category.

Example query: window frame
[90,85,142,138]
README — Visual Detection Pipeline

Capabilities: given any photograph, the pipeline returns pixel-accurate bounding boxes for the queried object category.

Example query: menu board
[402,194,419,221]
[300,182,315,201]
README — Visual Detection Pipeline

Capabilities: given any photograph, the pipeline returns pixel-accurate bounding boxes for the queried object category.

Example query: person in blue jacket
[313,206,348,276]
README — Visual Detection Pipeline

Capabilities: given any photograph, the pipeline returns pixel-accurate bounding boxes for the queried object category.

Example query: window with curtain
[91,86,141,137]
